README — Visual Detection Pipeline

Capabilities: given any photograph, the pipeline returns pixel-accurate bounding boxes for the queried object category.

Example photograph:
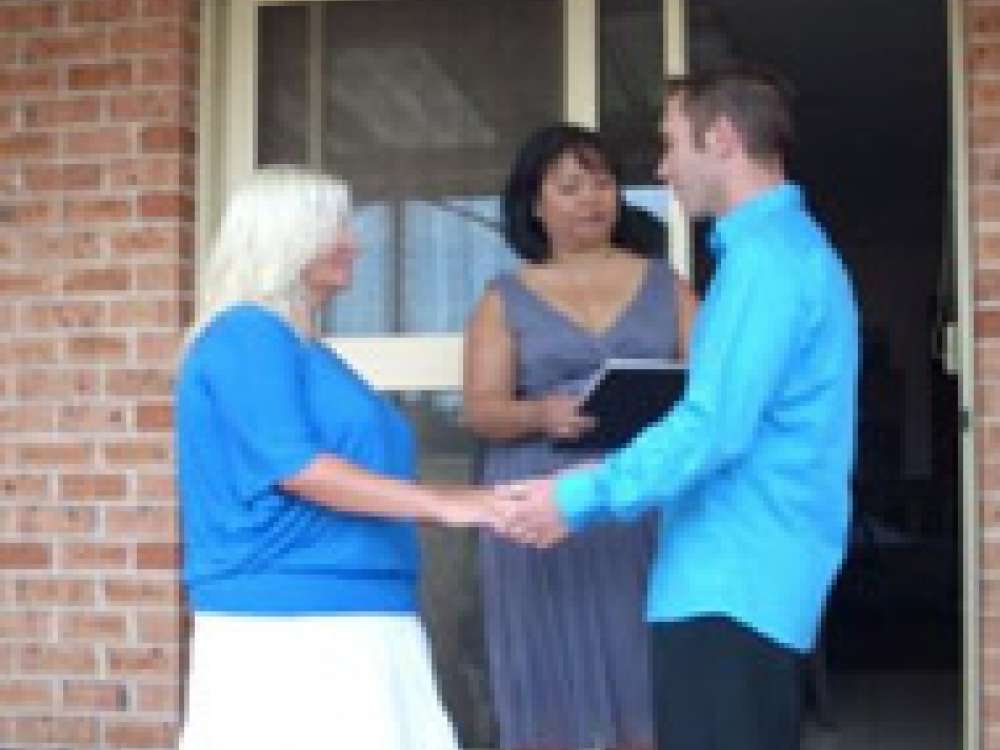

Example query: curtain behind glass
[257,1,563,336]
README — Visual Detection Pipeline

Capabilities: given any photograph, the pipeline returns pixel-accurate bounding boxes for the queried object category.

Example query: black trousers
[651,616,803,750]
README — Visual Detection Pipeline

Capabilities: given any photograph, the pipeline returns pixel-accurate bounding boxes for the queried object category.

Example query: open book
[564,358,687,451]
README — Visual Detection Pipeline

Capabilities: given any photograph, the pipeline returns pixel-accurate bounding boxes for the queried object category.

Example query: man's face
[656,95,722,218]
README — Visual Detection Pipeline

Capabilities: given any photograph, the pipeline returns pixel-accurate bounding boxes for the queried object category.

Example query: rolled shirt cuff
[554,467,605,531]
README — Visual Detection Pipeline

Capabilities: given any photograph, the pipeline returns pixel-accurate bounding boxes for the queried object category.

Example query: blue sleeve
[199,306,324,502]
[555,244,804,528]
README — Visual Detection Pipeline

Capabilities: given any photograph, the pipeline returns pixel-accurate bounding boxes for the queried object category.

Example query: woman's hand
[537,394,595,440]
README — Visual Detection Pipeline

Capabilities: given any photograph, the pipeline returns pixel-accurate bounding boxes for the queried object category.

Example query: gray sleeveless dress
[479,258,680,750]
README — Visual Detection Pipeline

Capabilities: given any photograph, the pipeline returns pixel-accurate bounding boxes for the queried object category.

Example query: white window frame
[199,0,684,391]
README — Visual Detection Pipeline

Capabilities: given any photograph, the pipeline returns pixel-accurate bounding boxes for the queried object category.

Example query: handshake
[433,477,570,549]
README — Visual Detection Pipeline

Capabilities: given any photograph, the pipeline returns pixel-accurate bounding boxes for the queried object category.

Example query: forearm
[281,454,444,522]
[464,396,545,441]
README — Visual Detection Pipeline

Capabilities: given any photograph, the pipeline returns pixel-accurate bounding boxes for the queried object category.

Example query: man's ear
[705,115,740,158]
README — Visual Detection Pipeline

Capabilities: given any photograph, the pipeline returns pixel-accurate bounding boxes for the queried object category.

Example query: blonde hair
[188,167,351,344]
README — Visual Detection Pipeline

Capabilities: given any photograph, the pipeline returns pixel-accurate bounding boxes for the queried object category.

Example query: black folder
[566,358,687,451]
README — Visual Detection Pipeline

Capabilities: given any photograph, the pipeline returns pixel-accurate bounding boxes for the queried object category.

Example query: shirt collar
[707,182,803,258]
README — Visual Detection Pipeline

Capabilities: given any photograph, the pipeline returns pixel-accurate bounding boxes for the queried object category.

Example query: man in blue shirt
[497,68,859,750]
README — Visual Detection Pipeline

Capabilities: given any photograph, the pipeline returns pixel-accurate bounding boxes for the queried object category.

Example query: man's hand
[494,478,569,548]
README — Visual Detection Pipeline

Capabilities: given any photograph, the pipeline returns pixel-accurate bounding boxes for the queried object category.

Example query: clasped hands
[486,477,568,549]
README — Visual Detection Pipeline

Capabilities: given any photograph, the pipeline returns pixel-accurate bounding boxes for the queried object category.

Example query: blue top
[175,304,419,614]
[556,183,859,651]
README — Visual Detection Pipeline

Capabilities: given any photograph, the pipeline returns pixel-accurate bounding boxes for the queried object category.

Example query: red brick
[136,682,178,712]
[0,132,55,159]
[136,260,193,292]
[17,507,97,535]
[0,474,50,501]
[138,330,183,362]
[109,298,181,326]
[24,32,106,62]
[59,612,128,641]
[66,333,129,362]
[110,90,180,121]
[13,716,98,745]
[107,367,172,396]
[142,0,199,19]
[59,542,128,570]
[71,0,138,24]
[16,369,100,400]
[137,542,178,569]
[23,301,105,330]
[65,126,131,156]
[0,680,53,708]
[971,41,1000,73]
[0,3,60,30]
[60,403,128,431]
[107,646,177,676]
[137,473,173,499]
[0,404,55,431]
[978,309,1000,338]
[984,269,1000,301]
[0,543,50,569]
[140,124,194,153]
[0,337,59,365]
[971,5,1000,36]
[139,53,195,86]
[63,680,128,711]
[105,720,177,748]
[136,401,172,431]
[23,163,102,192]
[16,578,95,606]
[0,271,56,297]
[107,157,187,188]
[0,612,50,639]
[0,38,18,65]
[23,97,101,128]
[68,61,133,91]
[138,191,194,219]
[63,267,131,293]
[137,612,182,645]
[21,231,101,260]
[0,165,15,194]
[0,67,58,95]
[19,644,98,675]
[974,79,1000,113]
[61,542,129,569]
[111,22,187,53]
[60,473,128,501]
[17,442,95,466]
[105,506,176,540]
[0,200,60,226]
[104,578,178,606]
[103,439,172,466]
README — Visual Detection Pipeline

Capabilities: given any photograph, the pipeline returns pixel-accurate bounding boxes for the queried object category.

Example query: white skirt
[179,613,460,750]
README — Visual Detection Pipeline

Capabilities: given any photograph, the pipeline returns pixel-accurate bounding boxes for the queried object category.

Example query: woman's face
[534,148,619,255]
[301,226,358,303]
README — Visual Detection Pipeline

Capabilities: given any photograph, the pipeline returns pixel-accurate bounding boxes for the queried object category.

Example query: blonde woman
[176,168,494,749]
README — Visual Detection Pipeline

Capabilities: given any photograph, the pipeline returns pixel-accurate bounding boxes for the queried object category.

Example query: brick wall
[0,0,196,747]
[974,1,1000,748]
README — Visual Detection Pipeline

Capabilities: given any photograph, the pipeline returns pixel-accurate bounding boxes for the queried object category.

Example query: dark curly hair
[504,123,666,263]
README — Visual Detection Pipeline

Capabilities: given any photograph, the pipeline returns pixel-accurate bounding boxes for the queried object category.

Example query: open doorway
[688,1,961,747]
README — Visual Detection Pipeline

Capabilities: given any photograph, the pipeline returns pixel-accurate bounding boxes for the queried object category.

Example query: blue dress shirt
[556,183,859,652]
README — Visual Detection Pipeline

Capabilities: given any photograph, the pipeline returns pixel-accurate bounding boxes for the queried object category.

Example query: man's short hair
[664,66,794,163]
